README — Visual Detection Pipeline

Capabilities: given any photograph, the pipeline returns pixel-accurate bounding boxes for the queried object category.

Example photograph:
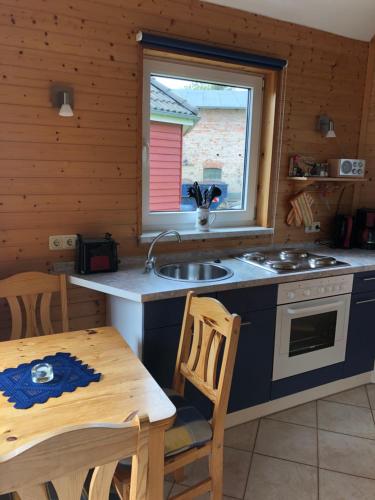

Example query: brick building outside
[175,89,249,208]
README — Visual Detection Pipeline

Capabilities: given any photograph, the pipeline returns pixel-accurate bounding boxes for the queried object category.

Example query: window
[203,166,222,181]
[142,58,263,230]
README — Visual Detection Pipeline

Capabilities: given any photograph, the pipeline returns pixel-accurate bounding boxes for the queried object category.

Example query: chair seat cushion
[164,389,212,458]
[118,389,212,469]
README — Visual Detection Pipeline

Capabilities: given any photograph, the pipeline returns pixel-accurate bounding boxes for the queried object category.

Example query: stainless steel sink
[155,262,233,282]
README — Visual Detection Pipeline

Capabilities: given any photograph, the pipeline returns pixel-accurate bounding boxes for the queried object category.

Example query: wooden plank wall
[0,0,370,334]
[358,37,375,207]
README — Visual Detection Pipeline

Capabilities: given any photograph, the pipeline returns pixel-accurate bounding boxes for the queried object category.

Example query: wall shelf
[288,177,367,183]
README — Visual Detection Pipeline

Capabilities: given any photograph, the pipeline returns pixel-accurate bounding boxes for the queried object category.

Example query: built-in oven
[273,274,353,380]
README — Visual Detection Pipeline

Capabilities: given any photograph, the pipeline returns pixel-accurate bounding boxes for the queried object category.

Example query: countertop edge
[68,257,375,303]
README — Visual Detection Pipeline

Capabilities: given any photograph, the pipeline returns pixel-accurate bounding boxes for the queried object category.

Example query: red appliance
[356,209,375,250]
[332,215,354,249]
[75,233,118,274]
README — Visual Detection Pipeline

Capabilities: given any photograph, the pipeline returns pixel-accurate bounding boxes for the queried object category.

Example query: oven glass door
[289,310,337,357]
[273,294,351,381]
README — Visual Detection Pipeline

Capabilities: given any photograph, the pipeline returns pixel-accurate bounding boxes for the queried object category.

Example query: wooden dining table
[0,326,176,500]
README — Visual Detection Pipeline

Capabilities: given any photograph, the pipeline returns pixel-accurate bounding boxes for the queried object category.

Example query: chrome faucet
[144,230,182,273]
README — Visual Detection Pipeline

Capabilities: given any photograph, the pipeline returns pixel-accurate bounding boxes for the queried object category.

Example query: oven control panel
[277,274,354,304]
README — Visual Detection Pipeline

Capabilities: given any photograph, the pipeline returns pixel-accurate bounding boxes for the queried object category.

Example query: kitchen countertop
[68,247,375,303]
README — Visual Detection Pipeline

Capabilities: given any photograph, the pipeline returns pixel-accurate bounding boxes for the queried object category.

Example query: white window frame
[142,57,263,231]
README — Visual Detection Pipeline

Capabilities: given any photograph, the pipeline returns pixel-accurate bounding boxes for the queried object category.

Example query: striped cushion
[164,389,212,458]
[118,389,212,468]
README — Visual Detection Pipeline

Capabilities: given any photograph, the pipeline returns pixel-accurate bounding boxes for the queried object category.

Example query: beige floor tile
[178,448,250,499]
[319,469,375,500]
[323,386,370,408]
[367,384,375,409]
[317,400,375,439]
[255,419,317,466]
[319,429,375,479]
[222,446,252,498]
[224,420,259,451]
[164,480,174,499]
[244,454,317,500]
[178,456,209,487]
[267,401,317,428]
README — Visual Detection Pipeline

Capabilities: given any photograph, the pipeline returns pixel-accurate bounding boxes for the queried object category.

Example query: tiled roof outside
[151,79,199,118]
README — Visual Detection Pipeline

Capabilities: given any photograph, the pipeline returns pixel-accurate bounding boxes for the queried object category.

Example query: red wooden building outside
[149,79,199,212]
[149,122,183,211]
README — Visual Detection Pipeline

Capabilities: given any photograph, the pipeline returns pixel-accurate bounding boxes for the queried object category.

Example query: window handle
[142,142,149,164]
[355,298,375,305]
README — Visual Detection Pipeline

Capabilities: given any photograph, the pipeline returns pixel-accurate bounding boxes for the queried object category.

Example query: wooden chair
[0,413,150,500]
[0,271,69,339]
[114,291,241,500]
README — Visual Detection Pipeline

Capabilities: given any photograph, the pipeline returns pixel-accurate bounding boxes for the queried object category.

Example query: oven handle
[355,298,375,305]
[363,277,375,281]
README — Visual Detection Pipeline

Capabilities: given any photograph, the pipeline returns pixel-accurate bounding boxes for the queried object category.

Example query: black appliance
[332,214,354,249]
[356,208,375,249]
[76,233,118,274]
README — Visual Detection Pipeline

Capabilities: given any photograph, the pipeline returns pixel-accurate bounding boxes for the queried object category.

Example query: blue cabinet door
[143,324,213,419]
[228,308,276,412]
[143,285,277,416]
[343,290,375,378]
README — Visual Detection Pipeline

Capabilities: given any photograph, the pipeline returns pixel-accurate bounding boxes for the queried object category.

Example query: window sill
[139,226,274,244]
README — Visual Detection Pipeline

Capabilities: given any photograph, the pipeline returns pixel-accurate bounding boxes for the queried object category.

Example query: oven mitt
[287,192,314,227]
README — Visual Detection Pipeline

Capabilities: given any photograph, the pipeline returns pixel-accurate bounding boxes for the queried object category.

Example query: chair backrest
[172,292,241,435]
[0,413,149,500]
[0,271,69,339]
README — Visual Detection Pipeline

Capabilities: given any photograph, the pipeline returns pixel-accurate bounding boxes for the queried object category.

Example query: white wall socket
[49,234,77,250]
[305,221,321,233]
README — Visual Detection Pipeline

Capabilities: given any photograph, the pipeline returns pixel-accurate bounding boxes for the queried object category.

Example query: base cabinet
[343,290,375,378]
[228,308,276,412]
[143,285,277,417]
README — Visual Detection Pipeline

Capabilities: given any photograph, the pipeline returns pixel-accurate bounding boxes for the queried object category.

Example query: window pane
[149,75,251,213]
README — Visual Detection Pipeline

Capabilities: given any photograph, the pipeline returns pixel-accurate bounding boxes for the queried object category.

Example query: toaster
[328,159,365,178]
[75,233,118,274]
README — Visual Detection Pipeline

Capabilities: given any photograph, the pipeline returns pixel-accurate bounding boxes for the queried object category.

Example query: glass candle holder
[31,363,54,384]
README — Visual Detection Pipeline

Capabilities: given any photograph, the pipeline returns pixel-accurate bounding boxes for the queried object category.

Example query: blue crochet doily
[0,352,101,409]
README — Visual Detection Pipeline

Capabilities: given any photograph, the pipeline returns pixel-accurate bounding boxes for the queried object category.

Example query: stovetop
[235,248,350,274]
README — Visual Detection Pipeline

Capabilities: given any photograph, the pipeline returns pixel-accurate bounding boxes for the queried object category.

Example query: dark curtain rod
[136,31,287,71]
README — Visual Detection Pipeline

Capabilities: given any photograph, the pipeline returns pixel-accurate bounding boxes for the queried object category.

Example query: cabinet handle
[240,321,252,326]
[363,277,375,281]
[355,298,375,305]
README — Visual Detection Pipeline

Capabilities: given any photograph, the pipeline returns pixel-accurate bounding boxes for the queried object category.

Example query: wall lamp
[51,85,74,117]
[317,114,336,138]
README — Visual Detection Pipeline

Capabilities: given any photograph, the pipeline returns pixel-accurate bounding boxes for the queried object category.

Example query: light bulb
[58,91,74,117]
[326,120,336,138]
[59,103,74,117]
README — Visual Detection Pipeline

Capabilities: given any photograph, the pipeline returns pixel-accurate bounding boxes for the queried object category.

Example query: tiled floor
[165,384,375,499]
[2,384,375,500]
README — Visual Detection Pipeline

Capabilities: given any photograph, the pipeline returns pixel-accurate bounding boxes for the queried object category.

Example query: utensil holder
[196,208,216,232]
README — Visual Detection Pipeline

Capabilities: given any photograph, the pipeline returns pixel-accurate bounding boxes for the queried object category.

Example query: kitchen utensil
[209,186,222,207]
[193,181,203,207]
[187,186,199,207]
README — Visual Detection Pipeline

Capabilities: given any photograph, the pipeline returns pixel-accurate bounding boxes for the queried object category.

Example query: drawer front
[353,271,375,294]
[144,291,217,329]
[144,297,186,329]
[271,363,344,400]
[217,285,277,317]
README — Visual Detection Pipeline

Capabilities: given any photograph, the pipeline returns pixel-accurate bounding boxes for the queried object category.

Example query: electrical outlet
[305,221,321,233]
[62,234,77,249]
[49,234,77,250]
